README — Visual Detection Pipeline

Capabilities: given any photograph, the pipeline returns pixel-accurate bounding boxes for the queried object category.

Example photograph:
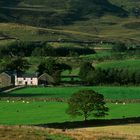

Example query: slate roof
[2,71,15,77]
[18,73,38,78]
[1,71,38,78]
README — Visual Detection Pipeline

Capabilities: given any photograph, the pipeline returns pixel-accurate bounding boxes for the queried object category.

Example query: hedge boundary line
[0,97,140,103]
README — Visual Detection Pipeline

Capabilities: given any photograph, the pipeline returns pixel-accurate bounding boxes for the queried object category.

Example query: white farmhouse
[0,71,54,87]
[15,73,38,86]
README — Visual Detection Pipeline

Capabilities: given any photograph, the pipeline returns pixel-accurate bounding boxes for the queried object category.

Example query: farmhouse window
[18,81,22,84]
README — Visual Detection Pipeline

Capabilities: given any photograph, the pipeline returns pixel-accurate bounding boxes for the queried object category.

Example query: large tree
[3,57,30,74]
[66,89,108,121]
[79,62,94,82]
[37,58,72,83]
[112,43,127,52]
[37,58,58,76]
[37,58,71,75]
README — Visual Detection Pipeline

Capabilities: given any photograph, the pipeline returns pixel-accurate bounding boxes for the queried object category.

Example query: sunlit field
[0,101,139,125]
[6,86,140,100]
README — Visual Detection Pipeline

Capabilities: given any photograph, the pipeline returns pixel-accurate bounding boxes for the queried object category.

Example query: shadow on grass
[0,92,57,98]
[36,117,140,129]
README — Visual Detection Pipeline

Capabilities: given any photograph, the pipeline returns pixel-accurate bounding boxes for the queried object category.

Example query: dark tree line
[32,46,95,57]
[87,68,140,85]
[0,41,95,57]
[79,62,140,85]
[0,41,42,57]
[112,43,139,52]
[0,57,30,74]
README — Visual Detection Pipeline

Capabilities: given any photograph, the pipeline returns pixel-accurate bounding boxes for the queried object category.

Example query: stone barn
[0,72,15,87]
[38,73,55,86]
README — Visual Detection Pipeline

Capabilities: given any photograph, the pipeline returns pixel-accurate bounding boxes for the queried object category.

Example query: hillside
[0,0,127,26]
[0,0,139,42]
[109,0,140,13]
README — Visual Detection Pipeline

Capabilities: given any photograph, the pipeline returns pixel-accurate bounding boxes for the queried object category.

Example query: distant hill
[0,0,127,26]
[0,0,139,42]
[109,0,140,17]
[109,0,140,11]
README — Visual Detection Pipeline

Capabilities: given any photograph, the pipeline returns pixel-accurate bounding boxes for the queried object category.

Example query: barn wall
[0,73,13,87]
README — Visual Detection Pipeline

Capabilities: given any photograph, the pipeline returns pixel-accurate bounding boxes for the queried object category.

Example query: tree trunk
[84,113,88,122]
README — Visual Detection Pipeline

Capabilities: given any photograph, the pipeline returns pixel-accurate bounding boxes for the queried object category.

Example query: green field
[1,86,140,125]
[80,50,113,60]
[96,59,140,71]
[7,86,140,100]
[0,101,139,125]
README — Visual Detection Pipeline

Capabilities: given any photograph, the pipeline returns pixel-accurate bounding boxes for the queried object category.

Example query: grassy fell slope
[0,0,127,26]
[109,0,140,12]
[0,0,139,42]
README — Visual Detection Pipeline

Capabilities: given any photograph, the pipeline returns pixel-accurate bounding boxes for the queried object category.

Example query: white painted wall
[15,77,38,86]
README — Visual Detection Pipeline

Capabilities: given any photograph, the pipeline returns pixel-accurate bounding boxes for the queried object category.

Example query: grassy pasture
[80,50,113,59]
[7,86,140,100]
[62,68,79,75]
[0,101,139,125]
[96,59,140,71]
